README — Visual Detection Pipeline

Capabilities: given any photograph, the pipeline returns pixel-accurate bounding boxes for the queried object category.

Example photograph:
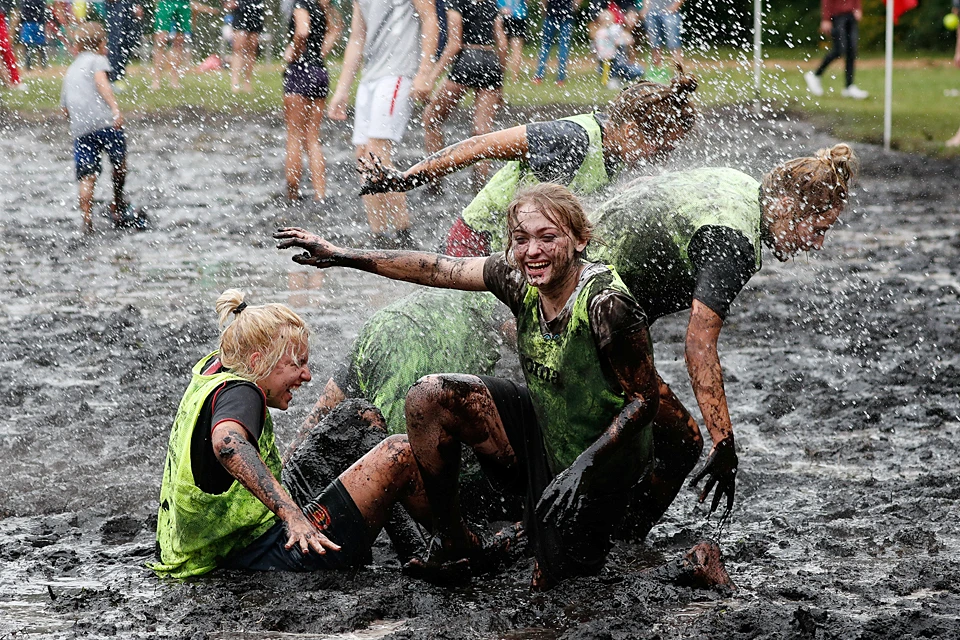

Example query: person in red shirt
[804,0,868,99]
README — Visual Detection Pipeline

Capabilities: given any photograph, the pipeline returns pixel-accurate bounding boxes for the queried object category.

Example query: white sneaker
[804,72,823,96]
[842,84,869,99]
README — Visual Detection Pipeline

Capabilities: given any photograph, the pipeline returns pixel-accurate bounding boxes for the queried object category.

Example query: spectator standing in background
[533,0,575,86]
[0,0,24,87]
[105,0,142,87]
[326,0,438,248]
[496,0,525,81]
[640,0,682,82]
[948,0,960,147]
[18,0,47,69]
[229,0,265,93]
[804,0,868,99]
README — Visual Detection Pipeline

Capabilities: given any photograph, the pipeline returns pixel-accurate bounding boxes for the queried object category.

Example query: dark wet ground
[1,100,960,639]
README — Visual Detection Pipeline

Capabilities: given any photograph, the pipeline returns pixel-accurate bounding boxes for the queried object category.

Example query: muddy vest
[517,265,636,474]
[590,167,763,321]
[351,289,502,434]
[461,113,611,252]
[152,353,281,579]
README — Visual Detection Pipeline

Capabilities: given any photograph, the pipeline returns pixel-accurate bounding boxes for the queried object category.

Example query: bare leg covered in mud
[620,376,704,541]
[403,373,520,580]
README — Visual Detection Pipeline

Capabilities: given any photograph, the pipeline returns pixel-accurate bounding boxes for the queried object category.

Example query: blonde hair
[215,289,310,382]
[74,22,106,53]
[761,143,860,215]
[606,64,698,151]
[504,183,593,266]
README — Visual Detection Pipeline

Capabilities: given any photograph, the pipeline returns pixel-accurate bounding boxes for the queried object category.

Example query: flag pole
[753,0,762,100]
[883,0,894,152]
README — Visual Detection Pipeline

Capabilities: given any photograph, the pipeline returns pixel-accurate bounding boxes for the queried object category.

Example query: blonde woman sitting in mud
[357,69,699,256]
[585,144,861,539]
[152,290,432,579]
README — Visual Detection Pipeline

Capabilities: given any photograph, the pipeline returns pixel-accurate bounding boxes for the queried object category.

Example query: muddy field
[1,98,959,639]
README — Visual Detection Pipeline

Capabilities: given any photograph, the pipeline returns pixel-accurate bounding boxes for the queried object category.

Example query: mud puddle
[1,102,960,638]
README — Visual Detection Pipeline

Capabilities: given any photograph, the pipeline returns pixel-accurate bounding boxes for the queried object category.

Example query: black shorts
[449,48,503,90]
[219,479,372,571]
[503,16,526,41]
[234,0,265,33]
[283,61,329,100]
[478,375,627,583]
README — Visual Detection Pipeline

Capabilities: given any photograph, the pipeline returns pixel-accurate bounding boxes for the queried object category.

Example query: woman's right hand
[275,228,340,268]
[282,509,341,555]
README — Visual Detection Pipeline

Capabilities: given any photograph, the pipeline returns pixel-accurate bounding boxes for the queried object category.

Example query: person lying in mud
[585,143,861,537]
[275,183,733,590]
[356,68,698,256]
[151,289,433,579]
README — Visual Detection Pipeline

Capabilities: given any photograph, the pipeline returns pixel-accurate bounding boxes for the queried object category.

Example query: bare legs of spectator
[231,30,258,93]
[357,139,409,238]
[284,93,327,201]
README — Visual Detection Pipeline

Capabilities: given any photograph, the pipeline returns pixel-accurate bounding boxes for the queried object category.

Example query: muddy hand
[536,464,586,528]
[357,154,411,196]
[275,227,338,268]
[283,510,341,555]
[689,436,737,516]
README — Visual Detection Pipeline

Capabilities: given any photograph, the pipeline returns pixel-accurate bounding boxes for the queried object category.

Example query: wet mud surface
[2,101,960,639]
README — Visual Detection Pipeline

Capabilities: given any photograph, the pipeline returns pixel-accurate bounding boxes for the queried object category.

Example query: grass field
[3,46,959,156]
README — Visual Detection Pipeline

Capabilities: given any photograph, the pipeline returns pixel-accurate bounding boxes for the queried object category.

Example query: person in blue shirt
[496,0,526,81]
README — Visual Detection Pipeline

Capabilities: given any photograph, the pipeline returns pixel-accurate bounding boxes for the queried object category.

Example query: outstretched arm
[685,300,737,515]
[212,421,341,554]
[358,125,528,194]
[537,326,660,526]
[275,227,489,289]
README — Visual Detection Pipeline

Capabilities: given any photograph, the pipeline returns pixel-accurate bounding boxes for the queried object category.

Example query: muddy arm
[275,228,489,290]
[212,421,341,554]
[685,300,738,514]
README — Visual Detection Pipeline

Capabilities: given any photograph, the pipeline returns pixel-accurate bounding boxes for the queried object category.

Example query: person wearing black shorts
[282,0,342,202]
[152,290,432,579]
[229,0,265,91]
[496,0,526,81]
[422,0,506,192]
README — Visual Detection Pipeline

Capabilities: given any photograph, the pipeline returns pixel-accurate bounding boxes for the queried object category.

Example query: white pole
[753,0,762,99]
[883,0,894,152]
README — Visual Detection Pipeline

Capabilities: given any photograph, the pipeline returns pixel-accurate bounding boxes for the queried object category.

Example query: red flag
[885,0,918,24]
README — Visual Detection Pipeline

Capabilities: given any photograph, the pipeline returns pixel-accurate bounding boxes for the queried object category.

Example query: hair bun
[819,143,860,191]
[215,289,247,327]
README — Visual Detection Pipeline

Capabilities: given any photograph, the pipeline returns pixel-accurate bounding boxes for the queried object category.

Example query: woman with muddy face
[357,68,698,256]
[152,289,432,579]
[281,0,343,203]
[275,183,664,590]
[585,143,860,540]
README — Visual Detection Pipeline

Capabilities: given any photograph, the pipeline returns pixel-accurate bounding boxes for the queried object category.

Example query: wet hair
[504,183,593,266]
[74,22,107,53]
[761,143,860,216]
[215,289,310,382]
[605,64,698,153]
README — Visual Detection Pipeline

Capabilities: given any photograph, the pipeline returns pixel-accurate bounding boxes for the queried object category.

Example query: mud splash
[1,102,959,638]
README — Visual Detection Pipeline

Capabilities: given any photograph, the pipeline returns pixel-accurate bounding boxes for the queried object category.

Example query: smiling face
[764,197,843,262]
[255,341,311,410]
[510,204,587,292]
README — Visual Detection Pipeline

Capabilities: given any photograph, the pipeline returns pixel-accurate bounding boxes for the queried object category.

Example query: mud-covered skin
[3,107,960,638]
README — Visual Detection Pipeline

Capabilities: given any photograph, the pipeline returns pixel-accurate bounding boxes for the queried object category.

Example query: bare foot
[676,541,736,590]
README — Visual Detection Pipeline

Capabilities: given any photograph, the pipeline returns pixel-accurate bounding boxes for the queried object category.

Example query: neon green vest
[351,290,502,434]
[152,353,281,579]
[461,113,612,252]
[517,265,649,474]
[589,167,763,320]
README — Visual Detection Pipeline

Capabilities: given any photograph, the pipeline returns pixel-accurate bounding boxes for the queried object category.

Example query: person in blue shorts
[60,23,143,232]
[18,0,47,69]
[640,0,682,80]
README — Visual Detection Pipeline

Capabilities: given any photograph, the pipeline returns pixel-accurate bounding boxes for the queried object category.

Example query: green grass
[4,48,960,156]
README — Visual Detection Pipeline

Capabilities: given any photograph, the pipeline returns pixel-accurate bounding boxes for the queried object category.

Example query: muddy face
[764,198,843,261]
[510,206,586,297]
[257,343,311,410]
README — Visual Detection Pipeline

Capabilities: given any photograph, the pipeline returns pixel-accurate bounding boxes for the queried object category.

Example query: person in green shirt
[153,289,432,579]
[276,184,689,590]
[357,70,698,255]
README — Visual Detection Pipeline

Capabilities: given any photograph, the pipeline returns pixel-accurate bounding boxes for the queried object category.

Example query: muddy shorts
[477,375,627,584]
[74,128,126,181]
[220,479,372,571]
[233,0,265,33]
[283,61,329,100]
[449,48,503,91]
